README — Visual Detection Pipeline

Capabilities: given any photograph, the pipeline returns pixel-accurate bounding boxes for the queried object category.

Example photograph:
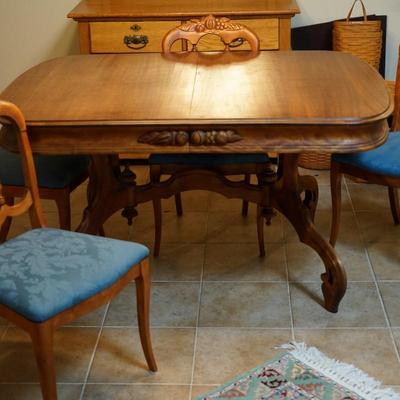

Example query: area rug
[196,343,400,400]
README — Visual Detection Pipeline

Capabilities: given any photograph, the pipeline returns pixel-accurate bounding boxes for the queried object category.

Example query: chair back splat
[162,14,260,53]
[0,101,45,229]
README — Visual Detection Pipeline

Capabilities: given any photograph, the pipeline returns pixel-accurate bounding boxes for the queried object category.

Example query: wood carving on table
[162,15,260,52]
[138,129,243,146]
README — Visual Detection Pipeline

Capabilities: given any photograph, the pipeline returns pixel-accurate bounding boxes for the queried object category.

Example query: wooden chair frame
[330,46,400,246]
[0,101,156,400]
[0,174,87,242]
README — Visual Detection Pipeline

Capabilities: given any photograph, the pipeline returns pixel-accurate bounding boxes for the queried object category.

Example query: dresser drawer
[194,18,279,52]
[90,21,182,53]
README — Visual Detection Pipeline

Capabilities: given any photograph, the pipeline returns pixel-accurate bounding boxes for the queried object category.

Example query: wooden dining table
[0,50,392,313]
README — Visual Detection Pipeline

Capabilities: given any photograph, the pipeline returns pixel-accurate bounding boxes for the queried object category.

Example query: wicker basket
[299,0,383,170]
[333,0,382,69]
[298,153,331,170]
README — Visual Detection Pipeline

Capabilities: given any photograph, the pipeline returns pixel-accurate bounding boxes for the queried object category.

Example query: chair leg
[330,162,343,246]
[152,199,162,257]
[0,196,14,243]
[150,165,163,256]
[256,205,266,257]
[388,187,400,225]
[242,174,251,216]
[54,192,71,231]
[136,258,157,372]
[30,324,57,400]
[175,193,183,216]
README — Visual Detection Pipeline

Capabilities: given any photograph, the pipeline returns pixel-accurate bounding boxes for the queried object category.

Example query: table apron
[0,121,388,155]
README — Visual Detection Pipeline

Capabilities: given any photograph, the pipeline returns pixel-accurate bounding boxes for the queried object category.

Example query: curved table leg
[299,174,319,222]
[272,154,347,312]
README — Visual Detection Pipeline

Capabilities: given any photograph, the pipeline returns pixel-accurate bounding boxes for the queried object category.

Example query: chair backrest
[392,46,400,132]
[0,101,45,229]
[162,15,260,53]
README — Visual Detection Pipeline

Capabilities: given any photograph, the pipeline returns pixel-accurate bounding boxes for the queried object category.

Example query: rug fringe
[278,342,400,400]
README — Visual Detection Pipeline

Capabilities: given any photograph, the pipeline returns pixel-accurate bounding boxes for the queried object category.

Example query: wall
[0,0,399,91]
[0,0,81,91]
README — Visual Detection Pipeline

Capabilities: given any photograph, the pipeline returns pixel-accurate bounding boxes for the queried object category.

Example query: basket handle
[346,0,368,22]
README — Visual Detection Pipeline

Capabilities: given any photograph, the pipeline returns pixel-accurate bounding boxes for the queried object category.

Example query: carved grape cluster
[137,129,242,146]
[191,130,241,145]
[182,15,242,33]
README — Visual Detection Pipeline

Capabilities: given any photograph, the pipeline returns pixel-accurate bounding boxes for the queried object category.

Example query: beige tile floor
[1,167,400,399]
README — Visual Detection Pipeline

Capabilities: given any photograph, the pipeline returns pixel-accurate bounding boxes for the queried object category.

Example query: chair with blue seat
[329,47,400,245]
[0,101,157,400]
[0,146,90,242]
[149,16,272,257]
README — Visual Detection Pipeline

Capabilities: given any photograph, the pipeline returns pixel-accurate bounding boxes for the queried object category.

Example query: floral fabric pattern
[0,228,148,322]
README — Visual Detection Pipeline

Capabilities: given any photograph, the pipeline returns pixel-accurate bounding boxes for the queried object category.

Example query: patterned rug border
[196,342,400,400]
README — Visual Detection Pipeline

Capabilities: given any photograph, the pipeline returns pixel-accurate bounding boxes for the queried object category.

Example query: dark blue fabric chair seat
[332,132,400,177]
[0,228,149,322]
[149,153,269,166]
[0,148,90,189]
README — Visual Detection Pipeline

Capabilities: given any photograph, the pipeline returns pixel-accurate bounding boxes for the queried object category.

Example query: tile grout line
[188,211,209,400]
[61,325,397,330]
[344,180,400,365]
[283,240,295,342]
[79,302,110,400]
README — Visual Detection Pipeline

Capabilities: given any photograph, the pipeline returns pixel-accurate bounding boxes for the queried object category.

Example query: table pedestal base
[77,154,346,313]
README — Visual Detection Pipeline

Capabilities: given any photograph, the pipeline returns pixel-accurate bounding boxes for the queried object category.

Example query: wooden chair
[0,101,157,400]
[150,15,272,257]
[330,46,400,245]
[0,148,90,242]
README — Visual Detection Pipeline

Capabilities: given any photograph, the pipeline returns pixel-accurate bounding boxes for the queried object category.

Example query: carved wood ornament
[138,129,242,146]
[162,15,260,52]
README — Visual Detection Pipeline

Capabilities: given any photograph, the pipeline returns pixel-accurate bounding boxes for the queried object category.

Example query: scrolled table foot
[273,154,347,313]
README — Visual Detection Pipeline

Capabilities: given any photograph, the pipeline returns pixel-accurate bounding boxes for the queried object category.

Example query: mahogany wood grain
[68,0,300,20]
[0,52,392,155]
[78,22,91,54]
[0,51,391,314]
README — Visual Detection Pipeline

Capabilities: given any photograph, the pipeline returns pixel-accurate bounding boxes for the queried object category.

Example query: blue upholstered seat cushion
[0,228,149,322]
[149,153,269,166]
[0,148,90,188]
[332,132,400,177]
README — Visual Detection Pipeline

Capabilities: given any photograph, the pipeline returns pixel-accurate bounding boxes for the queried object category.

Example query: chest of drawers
[68,0,300,54]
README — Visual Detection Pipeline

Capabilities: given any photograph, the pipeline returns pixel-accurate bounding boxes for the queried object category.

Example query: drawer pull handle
[228,38,246,48]
[130,24,142,31]
[124,35,149,49]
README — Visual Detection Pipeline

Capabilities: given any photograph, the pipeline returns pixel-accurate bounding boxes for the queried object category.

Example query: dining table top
[0,51,392,155]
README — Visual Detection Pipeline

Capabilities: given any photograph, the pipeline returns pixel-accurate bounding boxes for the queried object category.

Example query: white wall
[0,0,81,91]
[0,0,399,91]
